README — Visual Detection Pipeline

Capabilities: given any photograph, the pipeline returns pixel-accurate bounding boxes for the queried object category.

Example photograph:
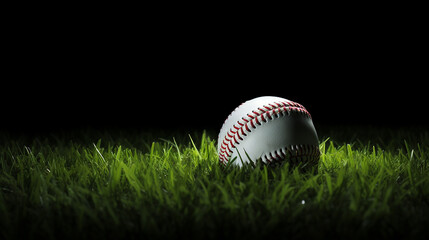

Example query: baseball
[218,96,320,167]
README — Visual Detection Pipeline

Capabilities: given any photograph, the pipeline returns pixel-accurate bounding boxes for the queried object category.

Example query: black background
[2,7,427,135]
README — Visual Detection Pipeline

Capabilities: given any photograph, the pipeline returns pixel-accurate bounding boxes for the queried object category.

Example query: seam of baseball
[261,144,320,165]
[218,100,312,165]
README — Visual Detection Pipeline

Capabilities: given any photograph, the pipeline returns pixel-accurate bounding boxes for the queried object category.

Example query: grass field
[1,126,429,240]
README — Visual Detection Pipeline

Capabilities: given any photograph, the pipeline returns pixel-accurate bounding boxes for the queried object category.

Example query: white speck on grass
[301,200,305,205]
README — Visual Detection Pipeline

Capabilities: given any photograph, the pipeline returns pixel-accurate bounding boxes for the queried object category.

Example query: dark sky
[3,62,426,134]
[2,12,426,134]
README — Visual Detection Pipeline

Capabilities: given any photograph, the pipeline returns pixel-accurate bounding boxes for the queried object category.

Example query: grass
[0,127,429,240]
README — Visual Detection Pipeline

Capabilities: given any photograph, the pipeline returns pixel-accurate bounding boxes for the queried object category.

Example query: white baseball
[218,96,320,167]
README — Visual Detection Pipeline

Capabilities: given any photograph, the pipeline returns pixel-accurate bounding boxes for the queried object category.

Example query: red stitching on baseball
[254,117,261,125]
[261,144,320,164]
[249,120,256,129]
[245,124,251,132]
[266,111,272,120]
[260,113,266,122]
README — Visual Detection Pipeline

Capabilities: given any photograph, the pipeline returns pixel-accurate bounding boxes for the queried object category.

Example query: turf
[0,127,429,240]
